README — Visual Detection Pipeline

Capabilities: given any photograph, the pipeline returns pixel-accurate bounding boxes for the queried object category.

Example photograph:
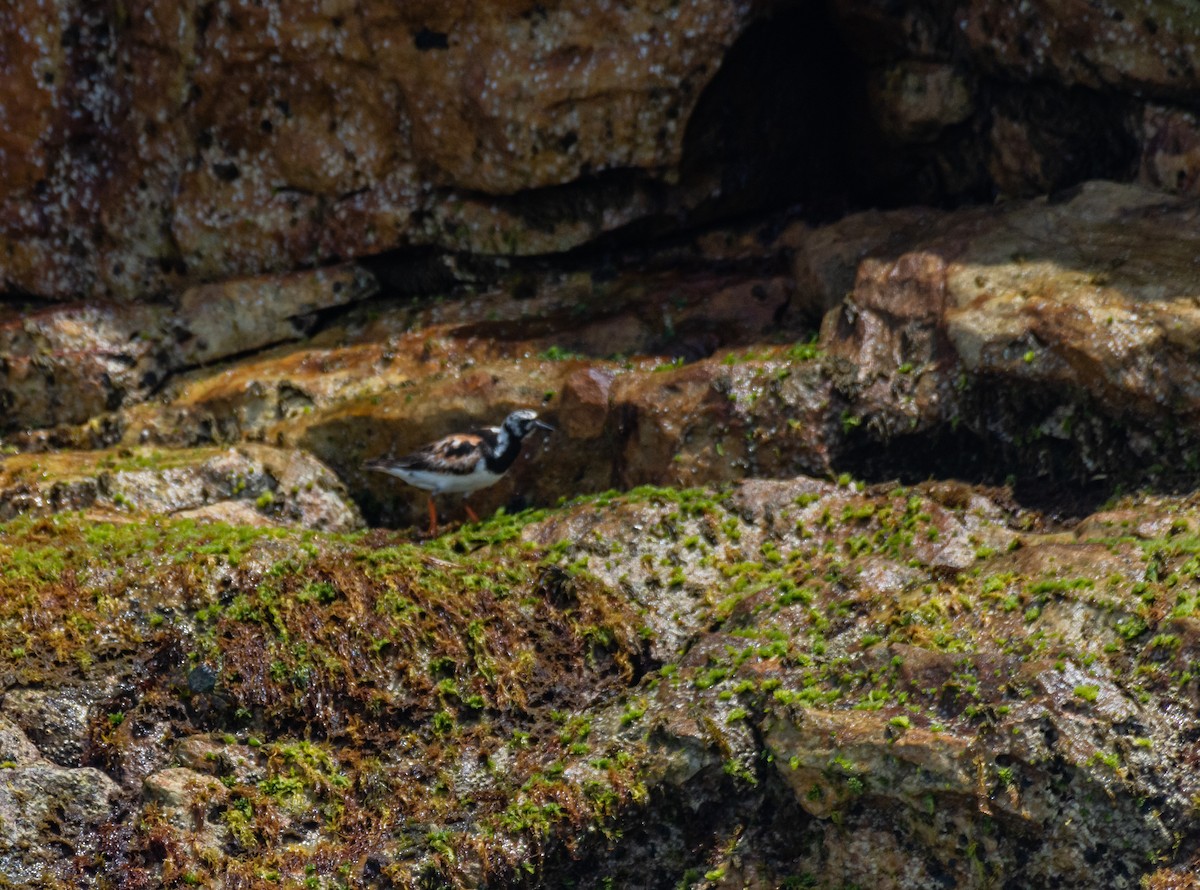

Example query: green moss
[1073,684,1099,702]
[785,337,822,362]
[620,698,647,726]
[539,345,584,361]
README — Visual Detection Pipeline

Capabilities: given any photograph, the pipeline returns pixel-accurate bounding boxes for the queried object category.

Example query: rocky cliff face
[1,0,776,299]
[4,1,1200,888]
[5,0,1197,301]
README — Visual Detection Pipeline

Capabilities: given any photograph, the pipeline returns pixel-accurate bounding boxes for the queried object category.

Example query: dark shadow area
[836,377,1200,522]
[979,82,1141,195]
[675,0,1141,220]
[536,764,820,890]
[357,245,484,297]
[835,425,1116,522]
[678,2,870,225]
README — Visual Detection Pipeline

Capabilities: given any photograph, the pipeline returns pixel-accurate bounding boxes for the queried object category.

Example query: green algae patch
[0,505,651,887]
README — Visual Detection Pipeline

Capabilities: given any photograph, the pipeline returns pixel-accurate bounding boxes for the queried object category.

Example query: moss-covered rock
[3,480,1200,886]
[0,444,362,531]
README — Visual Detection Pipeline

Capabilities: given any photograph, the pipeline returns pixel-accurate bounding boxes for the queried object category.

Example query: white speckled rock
[0,444,364,531]
[0,0,769,299]
[0,761,121,885]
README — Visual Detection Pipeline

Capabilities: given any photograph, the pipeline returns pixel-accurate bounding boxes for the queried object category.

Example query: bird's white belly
[389,463,502,494]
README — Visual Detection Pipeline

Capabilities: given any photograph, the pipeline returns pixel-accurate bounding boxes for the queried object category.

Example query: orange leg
[427,496,438,536]
[464,501,480,523]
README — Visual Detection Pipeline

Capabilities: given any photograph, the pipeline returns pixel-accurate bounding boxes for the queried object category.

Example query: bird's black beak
[534,420,555,433]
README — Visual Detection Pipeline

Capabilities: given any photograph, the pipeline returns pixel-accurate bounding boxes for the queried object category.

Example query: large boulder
[0,0,773,299]
[813,180,1200,482]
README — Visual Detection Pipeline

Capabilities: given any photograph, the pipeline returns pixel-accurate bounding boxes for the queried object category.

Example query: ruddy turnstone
[366,409,554,534]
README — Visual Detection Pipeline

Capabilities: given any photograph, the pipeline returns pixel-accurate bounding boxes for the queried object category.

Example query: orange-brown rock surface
[8,180,1200,524]
[819,181,1200,487]
[5,0,1200,301]
[0,0,771,300]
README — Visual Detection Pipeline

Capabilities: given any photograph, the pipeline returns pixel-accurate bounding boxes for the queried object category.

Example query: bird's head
[503,409,554,439]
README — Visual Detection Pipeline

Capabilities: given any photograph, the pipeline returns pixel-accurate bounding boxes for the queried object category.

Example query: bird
[365,409,554,535]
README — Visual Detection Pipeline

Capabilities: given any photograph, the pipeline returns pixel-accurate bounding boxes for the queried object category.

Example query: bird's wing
[468,426,502,450]
[369,434,488,475]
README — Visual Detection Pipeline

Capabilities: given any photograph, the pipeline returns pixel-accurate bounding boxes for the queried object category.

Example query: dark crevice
[833,425,1121,522]
[357,246,485,298]
[536,763,816,890]
[835,378,1200,521]
[678,3,870,226]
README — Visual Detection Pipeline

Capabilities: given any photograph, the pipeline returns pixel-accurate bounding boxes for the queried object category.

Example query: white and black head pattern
[502,409,553,441]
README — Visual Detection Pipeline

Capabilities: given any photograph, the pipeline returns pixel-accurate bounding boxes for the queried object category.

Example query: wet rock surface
[0,715,121,885]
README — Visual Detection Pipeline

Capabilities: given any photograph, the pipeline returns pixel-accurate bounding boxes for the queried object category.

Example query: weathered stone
[0,761,121,885]
[609,357,836,490]
[958,0,1200,97]
[1140,104,1200,197]
[171,500,274,527]
[527,480,1187,887]
[942,182,1200,415]
[868,61,973,143]
[0,444,363,531]
[0,263,376,432]
[768,709,974,819]
[172,264,379,365]
[143,766,230,834]
[0,302,166,433]
[0,0,771,299]
[789,207,938,316]
[728,475,836,526]
[0,716,41,766]
[2,687,98,768]
[559,368,614,440]
[819,180,1200,478]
